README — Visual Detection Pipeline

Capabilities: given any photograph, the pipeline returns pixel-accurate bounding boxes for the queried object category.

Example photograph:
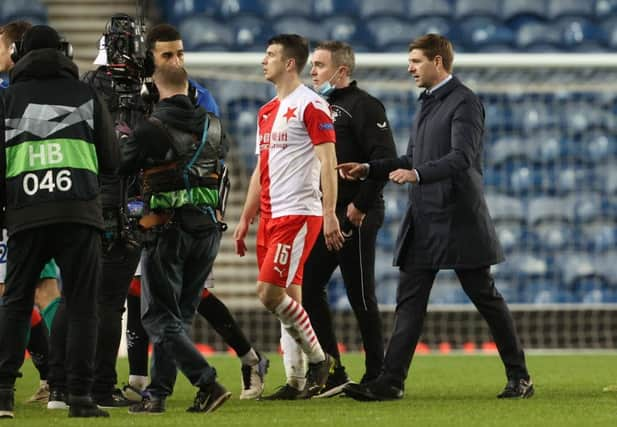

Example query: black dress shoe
[344,379,403,401]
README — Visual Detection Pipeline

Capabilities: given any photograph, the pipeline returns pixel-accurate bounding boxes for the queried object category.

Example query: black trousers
[381,267,529,389]
[302,208,384,380]
[0,224,101,396]
[92,241,141,396]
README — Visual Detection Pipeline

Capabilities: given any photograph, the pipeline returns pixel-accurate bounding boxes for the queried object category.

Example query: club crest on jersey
[283,107,297,122]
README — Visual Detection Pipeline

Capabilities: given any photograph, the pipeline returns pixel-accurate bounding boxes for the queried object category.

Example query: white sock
[273,295,325,364]
[240,348,259,366]
[129,375,148,391]
[281,323,306,390]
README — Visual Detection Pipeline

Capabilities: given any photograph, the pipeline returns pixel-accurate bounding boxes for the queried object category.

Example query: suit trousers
[381,267,528,389]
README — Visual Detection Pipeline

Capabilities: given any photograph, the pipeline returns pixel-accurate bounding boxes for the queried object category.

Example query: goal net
[184,52,617,351]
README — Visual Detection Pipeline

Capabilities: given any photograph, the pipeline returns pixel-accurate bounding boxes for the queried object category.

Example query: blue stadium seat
[554,167,593,195]
[533,223,578,252]
[571,194,604,224]
[458,17,514,50]
[272,17,319,44]
[561,102,606,134]
[321,16,370,47]
[430,275,469,305]
[596,164,617,195]
[600,17,617,49]
[408,0,453,19]
[514,19,562,50]
[582,223,617,253]
[0,0,47,24]
[179,16,234,51]
[219,0,264,19]
[357,0,407,18]
[454,0,500,18]
[404,17,453,41]
[313,0,360,18]
[596,0,617,19]
[487,136,530,166]
[558,252,607,287]
[494,224,531,254]
[528,131,562,164]
[557,17,608,50]
[547,0,595,19]
[229,15,266,50]
[261,0,312,19]
[586,134,616,164]
[596,252,617,286]
[160,0,218,25]
[485,194,526,223]
[501,0,548,22]
[492,252,550,282]
[366,17,417,49]
[527,196,573,225]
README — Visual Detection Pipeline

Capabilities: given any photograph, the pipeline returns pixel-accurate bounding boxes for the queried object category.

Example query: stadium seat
[533,223,578,252]
[403,17,453,42]
[272,17,319,44]
[458,17,514,50]
[408,0,452,19]
[596,252,617,286]
[528,131,562,164]
[321,16,369,47]
[547,0,595,19]
[514,19,561,50]
[0,0,47,24]
[501,0,548,22]
[572,194,604,224]
[485,194,525,223]
[261,0,312,19]
[492,252,550,282]
[366,17,417,49]
[487,136,530,166]
[596,0,617,19]
[596,164,617,195]
[160,0,218,25]
[527,196,573,225]
[581,223,617,253]
[357,0,407,19]
[454,0,500,18]
[558,252,606,287]
[229,15,266,50]
[557,17,608,50]
[179,16,234,51]
[219,0,264,19]
[313,0,360,18]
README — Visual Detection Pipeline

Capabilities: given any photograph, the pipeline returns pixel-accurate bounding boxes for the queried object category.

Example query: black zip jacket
[0,48,119,234]
[328,81,397,212]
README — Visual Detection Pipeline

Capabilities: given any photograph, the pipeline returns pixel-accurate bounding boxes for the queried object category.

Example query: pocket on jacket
[419,181,453,213]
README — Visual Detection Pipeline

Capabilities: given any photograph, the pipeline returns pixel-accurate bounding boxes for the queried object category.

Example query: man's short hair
[0,21,32,45]
[314,40,355,76]
[153,64,188,92]
[267,34,309,74]
[409,33,454,73]
[146,23,181,51]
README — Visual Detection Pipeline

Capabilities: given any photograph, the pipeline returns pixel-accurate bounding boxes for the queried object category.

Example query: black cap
[21,25,61,54]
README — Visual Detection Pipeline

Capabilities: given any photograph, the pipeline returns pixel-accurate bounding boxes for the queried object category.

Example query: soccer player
[234,34,344,399]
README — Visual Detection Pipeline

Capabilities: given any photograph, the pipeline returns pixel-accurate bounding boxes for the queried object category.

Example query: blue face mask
[316,67,342,97]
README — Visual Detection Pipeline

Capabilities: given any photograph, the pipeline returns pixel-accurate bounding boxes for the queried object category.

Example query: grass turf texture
[8,353,617,426]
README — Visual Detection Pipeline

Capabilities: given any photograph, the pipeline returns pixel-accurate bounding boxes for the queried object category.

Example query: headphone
[10,37,74,64]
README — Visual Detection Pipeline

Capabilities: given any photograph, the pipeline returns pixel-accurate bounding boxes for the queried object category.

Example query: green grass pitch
[9,353,617,426]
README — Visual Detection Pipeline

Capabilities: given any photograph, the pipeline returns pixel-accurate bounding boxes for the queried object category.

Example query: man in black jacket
[120,64,230,415]
[302,41,396,397]
[0,25,118,418]
[338,34,533,401]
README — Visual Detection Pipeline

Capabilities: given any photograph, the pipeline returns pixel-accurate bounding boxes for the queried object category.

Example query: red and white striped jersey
[256,84,336,218]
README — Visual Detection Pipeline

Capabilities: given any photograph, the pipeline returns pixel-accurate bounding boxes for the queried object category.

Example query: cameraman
[123,23,268,401]
[121,64,230,414]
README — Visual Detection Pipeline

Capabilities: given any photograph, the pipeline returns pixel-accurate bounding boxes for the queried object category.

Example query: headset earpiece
[10,40,23,64]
